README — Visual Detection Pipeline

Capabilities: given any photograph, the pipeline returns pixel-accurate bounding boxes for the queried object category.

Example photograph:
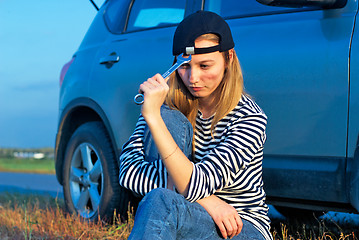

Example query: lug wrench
[134,53,192,105]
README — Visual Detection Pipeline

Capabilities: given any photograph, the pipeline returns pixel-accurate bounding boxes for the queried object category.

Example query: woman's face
[177,39,226,104]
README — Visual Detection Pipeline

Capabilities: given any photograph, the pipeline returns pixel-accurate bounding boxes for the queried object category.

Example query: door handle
[99,53,120,64]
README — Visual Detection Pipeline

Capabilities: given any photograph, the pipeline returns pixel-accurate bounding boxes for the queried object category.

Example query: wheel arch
[55,98,119,185]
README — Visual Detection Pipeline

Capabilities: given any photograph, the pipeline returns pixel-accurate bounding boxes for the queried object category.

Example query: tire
[62,121,133,221]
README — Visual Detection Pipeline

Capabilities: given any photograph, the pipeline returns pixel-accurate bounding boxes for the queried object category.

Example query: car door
[89,0,193,149]
[204,0,358,204]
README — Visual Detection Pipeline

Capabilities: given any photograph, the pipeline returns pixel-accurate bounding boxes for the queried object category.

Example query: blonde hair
[165,33,244,142]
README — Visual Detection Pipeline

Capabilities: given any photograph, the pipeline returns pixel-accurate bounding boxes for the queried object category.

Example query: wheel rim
[69,143,104,218]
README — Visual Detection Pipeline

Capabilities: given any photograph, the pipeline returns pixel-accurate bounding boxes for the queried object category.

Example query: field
[0,157,358,239]
[0,158,55,174]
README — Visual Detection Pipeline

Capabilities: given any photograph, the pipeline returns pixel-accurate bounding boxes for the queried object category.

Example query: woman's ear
[228,49,234,63]
[224,49,234,68]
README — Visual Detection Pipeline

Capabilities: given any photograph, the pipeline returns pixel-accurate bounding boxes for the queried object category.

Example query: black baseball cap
[172,11,235,56]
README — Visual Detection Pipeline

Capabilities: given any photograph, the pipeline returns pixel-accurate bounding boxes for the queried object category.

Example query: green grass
[0,158,55,174]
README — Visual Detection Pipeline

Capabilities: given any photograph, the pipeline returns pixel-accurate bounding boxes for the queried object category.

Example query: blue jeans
[131,105,265,240]
[143,105,193,163]
[129,189,266,240]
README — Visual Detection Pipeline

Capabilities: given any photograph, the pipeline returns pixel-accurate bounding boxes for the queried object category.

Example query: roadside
[0,170,358,228]
[0,156,358,233]
[0,171,358,239]
[0,172,63,198]
[0,156,61,197]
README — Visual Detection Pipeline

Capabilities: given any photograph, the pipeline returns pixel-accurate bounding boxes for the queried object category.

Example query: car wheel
[62,121,132,221]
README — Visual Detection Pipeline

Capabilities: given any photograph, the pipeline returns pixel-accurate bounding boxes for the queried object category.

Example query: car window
[126,0,186,32]
[104,0,132,33]
[204,0,314,18]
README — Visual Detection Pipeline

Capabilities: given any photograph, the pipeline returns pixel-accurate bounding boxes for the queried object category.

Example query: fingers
[216,221,228,239]
[139,74,168,94]
[139,74,169,117]
[214,213,242,239]
[224,218,234,238]
[197,195,242,239]
[226,217,241,239]
[235,214,243,236]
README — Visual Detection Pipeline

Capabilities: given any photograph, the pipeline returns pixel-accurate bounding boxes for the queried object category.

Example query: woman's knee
[160,105,193,157]
[143,105,193,161]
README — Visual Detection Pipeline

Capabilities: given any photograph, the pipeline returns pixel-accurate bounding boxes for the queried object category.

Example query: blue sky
[0,0,101,148]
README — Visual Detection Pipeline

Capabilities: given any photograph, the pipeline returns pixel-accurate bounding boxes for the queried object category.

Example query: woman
[119,11,272,240]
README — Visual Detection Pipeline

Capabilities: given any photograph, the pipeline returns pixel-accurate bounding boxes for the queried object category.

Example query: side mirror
[255,0,347,9]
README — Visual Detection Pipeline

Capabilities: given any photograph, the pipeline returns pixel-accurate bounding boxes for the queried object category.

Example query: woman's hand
[197,195,243,239]
[139,73,169,119]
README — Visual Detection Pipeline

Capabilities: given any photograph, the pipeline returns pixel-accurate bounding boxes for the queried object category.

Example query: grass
[270,216,358,240]
[0,158,357,239]
[0,193,134,239]
[0,193,357,240]
[0,158,55,174]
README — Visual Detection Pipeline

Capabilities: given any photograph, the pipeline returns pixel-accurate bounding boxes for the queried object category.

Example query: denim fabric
[129,188,266,240]
[143,105,193,163]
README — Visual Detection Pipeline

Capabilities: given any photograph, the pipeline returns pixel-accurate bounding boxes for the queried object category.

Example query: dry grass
[0,193,134,239]
[0,193,357,240]
[270,223,357,240]
[270,213,358,240]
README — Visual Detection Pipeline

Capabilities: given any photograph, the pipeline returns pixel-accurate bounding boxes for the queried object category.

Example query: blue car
[56,0,359,220]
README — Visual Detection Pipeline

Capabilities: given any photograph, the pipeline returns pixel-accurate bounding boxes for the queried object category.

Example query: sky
[0,0,103,148]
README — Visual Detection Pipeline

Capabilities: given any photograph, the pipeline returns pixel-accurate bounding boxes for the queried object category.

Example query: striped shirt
[119,95,272,240]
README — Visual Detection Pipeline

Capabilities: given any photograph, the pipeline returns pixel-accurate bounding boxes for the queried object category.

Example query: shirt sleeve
[185,113,267,202]
[119,115,168,196]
